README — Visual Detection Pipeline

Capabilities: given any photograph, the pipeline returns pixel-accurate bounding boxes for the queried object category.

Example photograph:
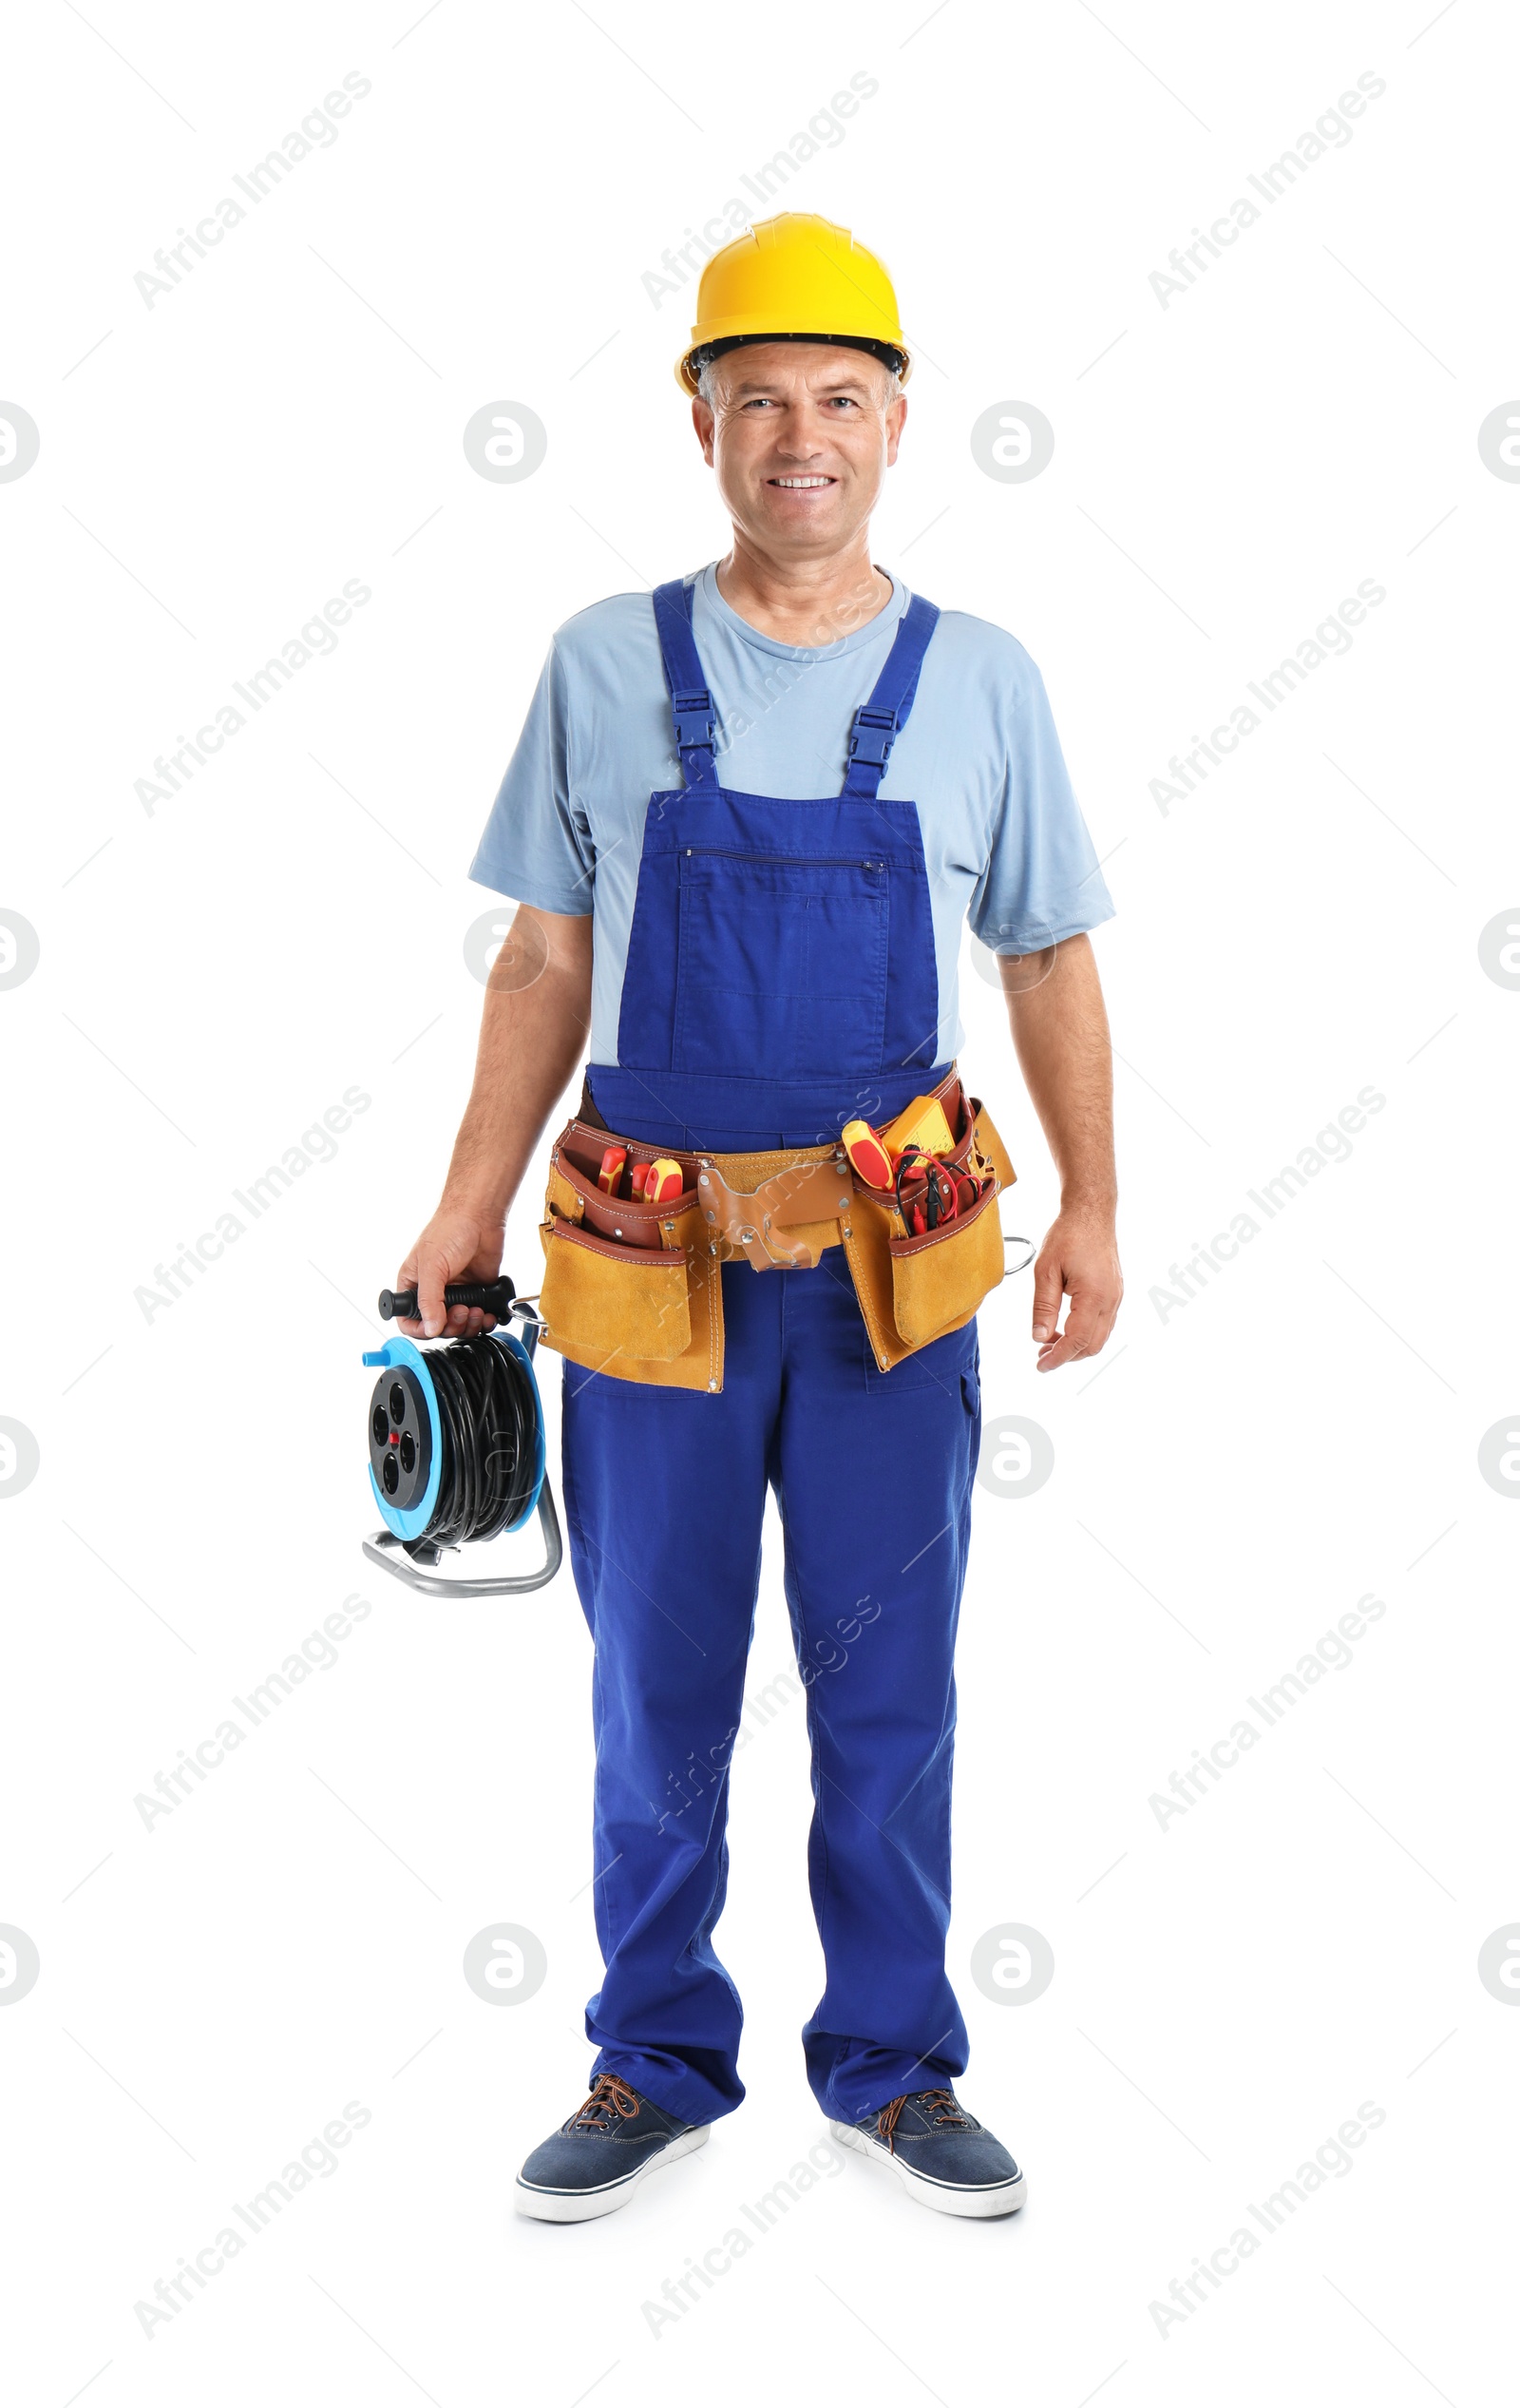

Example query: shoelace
[877,2087,969,2153]
[570,2074,641,2133]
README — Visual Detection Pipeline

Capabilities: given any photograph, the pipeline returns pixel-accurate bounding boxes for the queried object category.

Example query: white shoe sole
[828,2118,1027,2219]
[514,2121,710,2222]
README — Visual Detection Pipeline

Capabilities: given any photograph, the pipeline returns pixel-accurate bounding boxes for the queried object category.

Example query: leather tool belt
[537,1064,1016,1393]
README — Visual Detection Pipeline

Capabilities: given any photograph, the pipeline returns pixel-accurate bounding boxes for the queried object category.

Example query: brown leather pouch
[887,1181,1005,1347]
[551,1124,700,1248]
[537,1126,723,1390]
[538,1215,693,1362]
[535,1080,1013,1388]
[843,1091,1016,1367]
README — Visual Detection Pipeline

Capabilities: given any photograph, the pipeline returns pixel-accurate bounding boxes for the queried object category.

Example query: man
[396,213,1121,2222]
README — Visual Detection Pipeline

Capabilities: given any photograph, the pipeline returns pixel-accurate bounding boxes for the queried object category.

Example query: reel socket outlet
[367,1365,433,1512]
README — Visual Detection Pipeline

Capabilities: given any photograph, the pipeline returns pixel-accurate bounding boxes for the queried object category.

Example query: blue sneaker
[514,2074,709,2222]
[830,2087,1026,2218]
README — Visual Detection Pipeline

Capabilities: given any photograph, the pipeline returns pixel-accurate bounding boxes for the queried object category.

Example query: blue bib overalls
[562,574,981,2126]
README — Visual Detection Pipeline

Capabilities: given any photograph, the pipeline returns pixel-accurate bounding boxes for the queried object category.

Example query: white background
[4,1,1517,2400]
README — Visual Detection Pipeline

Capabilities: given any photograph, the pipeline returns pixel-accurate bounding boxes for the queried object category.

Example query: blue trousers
[560,1251,980,2128]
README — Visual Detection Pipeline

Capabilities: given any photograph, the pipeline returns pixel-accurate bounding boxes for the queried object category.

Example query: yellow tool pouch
[537,1078,1016,1392]
[538,1132,724,1391]
[888,1182,1006,1349]
[539,1218,693,1364]
[842,1095,1015,1371]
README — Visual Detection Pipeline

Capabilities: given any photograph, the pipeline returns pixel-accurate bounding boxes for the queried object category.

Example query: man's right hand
[393,1204,504,1340]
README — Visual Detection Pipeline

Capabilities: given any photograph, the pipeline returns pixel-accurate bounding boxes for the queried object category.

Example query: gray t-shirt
[470,561,1114,1064]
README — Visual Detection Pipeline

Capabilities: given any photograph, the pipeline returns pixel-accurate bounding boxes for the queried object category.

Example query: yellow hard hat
[675,212,911,396]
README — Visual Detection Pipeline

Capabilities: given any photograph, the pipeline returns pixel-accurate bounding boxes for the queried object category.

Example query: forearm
[443,906,592,1224]
[1000,933,1116,1210]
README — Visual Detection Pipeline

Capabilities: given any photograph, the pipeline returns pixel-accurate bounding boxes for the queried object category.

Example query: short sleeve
[967,658,1115,955]
[468,639,598,912]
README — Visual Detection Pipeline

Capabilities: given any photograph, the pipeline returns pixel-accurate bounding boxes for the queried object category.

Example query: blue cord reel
[361,1278,561,1596]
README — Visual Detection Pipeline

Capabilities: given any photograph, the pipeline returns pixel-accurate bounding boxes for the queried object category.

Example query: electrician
[395,213,1122,2222]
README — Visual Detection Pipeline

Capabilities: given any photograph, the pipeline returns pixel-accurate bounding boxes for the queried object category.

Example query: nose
[774,429,827,463]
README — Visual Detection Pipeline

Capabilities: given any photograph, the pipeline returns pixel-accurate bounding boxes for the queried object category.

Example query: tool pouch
[539,1217,692,1362]
[537,1124,722,1387]
[843,1090,1015,1370]
[535,1077,1015,1390]
[887,1180,1006,1348]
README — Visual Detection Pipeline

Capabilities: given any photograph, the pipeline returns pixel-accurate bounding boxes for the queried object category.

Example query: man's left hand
[1030,1205,1123,1373]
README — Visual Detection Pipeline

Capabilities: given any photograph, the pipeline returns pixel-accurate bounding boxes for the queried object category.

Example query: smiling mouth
[768,474,836,488]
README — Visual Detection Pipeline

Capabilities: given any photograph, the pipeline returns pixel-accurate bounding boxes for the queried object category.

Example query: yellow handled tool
[645,1158,685,1205]
[842,1118,895,1189]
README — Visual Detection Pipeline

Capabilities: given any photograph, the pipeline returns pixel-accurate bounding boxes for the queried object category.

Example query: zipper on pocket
[682,847,886,871]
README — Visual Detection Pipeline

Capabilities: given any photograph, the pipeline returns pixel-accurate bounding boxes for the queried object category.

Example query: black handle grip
[379,1276,517,1323]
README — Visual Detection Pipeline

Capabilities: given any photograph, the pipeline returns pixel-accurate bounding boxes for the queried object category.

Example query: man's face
[693,343,906,559]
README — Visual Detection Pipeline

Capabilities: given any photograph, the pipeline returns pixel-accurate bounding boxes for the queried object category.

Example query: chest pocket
[673,846,890,1081]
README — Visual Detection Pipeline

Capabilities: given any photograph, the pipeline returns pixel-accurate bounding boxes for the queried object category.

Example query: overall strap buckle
[839,592,941,798]
[671,687,716,755]
[846,703,899,769]
[653,580,721,791]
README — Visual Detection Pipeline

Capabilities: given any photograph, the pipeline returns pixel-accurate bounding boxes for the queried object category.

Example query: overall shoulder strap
[840,591,940,800]
[652,577,719,792]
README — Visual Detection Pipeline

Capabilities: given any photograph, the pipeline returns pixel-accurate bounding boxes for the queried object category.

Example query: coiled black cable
[406,1333,539,1557]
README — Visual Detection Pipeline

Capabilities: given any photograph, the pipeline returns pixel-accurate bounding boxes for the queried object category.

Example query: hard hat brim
[677,330,912,396]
